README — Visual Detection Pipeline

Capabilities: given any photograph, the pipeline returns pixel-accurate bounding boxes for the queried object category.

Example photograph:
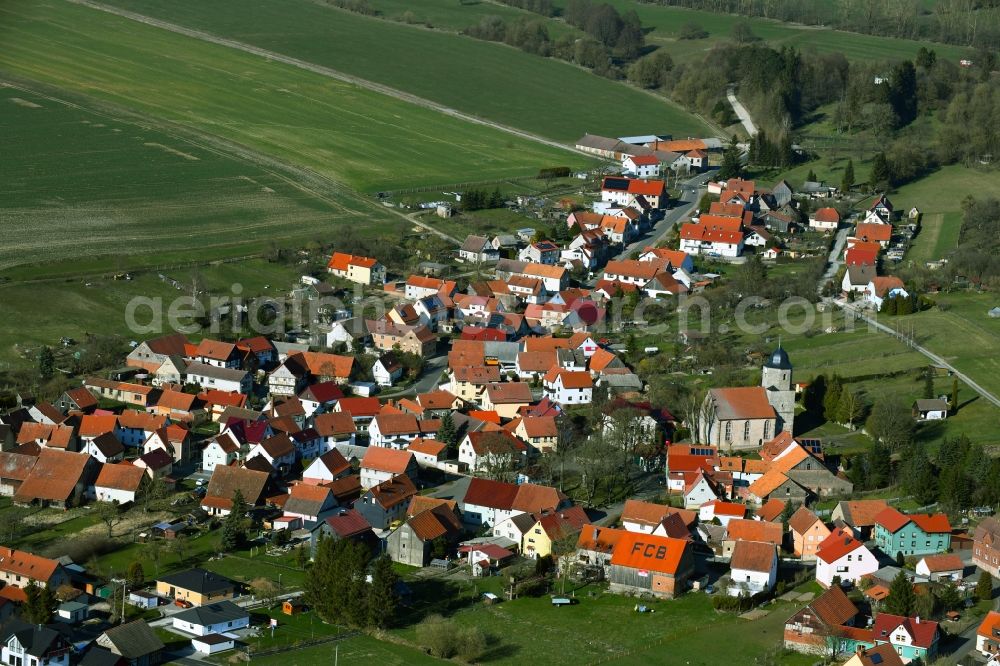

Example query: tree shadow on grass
[478,638,521,663]
[792,410,825,436]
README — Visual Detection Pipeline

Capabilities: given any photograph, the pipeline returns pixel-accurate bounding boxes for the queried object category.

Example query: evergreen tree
[900,445,938,505]
[885,570,916,616]
[806,169,817,183]
[718,136,742,180]
[823,375,843,422]
[803,374,827,415]
[306,537,372,625]
[977,571,994,602]
[367,555,400,629]
[438,412,457,455]
[871,153,891,188]
[866,444,892,489]
[37,346,54,381]
[841,160,855,193]
[779,500,796,530]
[950,379,959,412]
[23,582,56,624]
[923,367,935,399]
[220,489,248,552]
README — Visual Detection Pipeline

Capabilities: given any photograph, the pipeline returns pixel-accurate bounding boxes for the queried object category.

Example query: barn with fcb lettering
[607,532,694,599]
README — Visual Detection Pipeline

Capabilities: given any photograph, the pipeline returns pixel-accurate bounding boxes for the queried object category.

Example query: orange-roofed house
[809,207,841,232]
[481,382,533,419]
[576,524,628,573]
[788,506,831,561]
[783,585,864,656]
[874,508,951,557]
[679,223,744,258]
[459,431,528,476]
[0,547,67,589]
[698,499,747,527]
[600,176,667,210]
[915,553,964,582]
[723,519,783,557]
[866,276,909,311]
[607,531,694,599]
[94,462,148,504]
[359,448,418,490]
[523,505,589,559]
[816,528,879,587]
[977,611,1000,659]
[327,252,385,286]
[282,484,338,522]
[387,500,462,566]
[854,223,892,248]
[542,369,593,406]
[621,499,675,534]
[513,415,558,452]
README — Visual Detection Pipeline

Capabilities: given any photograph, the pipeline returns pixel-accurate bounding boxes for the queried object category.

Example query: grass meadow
[95,0,712,141]
[0,1,581,195]
[0,84,396,278]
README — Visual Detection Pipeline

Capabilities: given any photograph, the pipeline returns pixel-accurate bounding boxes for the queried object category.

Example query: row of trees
[460,187,505,212]
[952,196,1000,287]
[653,0,1000,49]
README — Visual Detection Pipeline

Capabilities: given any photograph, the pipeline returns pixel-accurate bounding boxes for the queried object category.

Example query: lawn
[893,165,1000,262]
[601,0,973,65]
[390,582,814,665]
[365,0,581,38]
[0,84,384,279]
[249,634,440,665]
[0,259,307,368]
[92,0,712,141]
[0,1,581,196]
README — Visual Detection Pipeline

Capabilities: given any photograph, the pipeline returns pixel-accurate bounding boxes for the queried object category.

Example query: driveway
[727,87,757,136]
[817,225,851,295]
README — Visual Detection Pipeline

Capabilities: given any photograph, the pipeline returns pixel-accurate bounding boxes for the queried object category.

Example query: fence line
[249,630,359,658]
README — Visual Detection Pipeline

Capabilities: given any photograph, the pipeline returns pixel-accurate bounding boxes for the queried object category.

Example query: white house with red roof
[683,471,720,509]
[542,369,593,406]
[679,220,744,258]
[809,207,841,231]
[600,176,666,209]
[327,252,385,286]
[866,276,908,310]
[622,154,661,178]
[699,499,747,527]
[815,529,879,587]
[872,614,939,663]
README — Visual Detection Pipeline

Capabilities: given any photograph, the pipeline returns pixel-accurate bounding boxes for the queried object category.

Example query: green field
[0,1,579,196]
[0,83,395,277]
[894,165,1000,263]
[366,0,581,38]
[94,0,712,141]
[601,0,974,64]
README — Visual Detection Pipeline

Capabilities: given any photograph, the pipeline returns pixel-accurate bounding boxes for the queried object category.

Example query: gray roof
[460,235,489,253]
[173,600,247,627]
[763,346,792,370]
[847,264,877,286]
[157,568,234,595]
[185,362,248,383]
[483,341,520,363]
[914,398,948,412]
[98,620,165,659]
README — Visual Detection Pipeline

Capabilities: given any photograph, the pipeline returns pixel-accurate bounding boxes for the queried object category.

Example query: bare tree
[96,501,123,538]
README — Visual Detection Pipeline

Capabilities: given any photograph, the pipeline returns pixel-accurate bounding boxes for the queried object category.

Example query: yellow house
[514,416,559,453]
[156,568,236,606]
[522,506,588,560]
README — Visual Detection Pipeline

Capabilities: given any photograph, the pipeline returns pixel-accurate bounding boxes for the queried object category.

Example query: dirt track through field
[64,0,585,161]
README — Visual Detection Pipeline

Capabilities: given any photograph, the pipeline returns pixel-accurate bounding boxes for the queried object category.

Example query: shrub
[515,579,549,597]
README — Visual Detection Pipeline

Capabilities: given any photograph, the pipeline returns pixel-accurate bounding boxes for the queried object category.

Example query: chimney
[915,616,920,624]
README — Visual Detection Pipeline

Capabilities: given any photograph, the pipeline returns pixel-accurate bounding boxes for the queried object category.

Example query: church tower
[762,346,795,434]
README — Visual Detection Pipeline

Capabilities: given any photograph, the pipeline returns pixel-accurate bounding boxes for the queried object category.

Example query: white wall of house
[172,615,250,637]
[816,545,879,587]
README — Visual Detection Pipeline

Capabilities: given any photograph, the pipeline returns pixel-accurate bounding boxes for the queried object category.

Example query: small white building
[683,472,719,509]
[192,634,236,655]
[372,354,403,387]
[727,540,778,597]
[622,154,661,178]
[172,601,249,637]
[184,363,251,394]
[202,432,241,473]
[915,554,964,582]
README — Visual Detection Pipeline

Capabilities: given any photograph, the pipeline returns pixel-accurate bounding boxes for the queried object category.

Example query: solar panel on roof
[604,178,630,190]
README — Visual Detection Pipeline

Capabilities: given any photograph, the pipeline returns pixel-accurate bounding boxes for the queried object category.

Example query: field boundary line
[63,0,592,159]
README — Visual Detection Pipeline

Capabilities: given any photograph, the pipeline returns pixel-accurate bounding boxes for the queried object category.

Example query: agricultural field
[364,0,582,38]
[0,1,580,196]
[0,84,392,279]
[602,0,974,65]
[94,0,712,141]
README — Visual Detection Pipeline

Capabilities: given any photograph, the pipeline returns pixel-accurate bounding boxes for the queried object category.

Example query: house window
[763,421,771,439]
[743,421,750,439]
[724,422,732,441]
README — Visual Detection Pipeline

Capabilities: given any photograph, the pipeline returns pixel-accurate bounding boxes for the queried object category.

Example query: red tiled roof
[609,531,689,575]
[726,519,782,546]
[919,553,963,572]
[871,613,938,649]
[756,498,786,522]
[813,207,840,223]
[361,447,414,474]
[816,531,865,564]
[730,539,776,573]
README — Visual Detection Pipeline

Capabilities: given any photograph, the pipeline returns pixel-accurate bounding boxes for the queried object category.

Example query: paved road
[817,226,851,294]
[727,87,757,136]
[831,300,1000,409]
[69,0,588,158]
[381,354,447,398]
[607,170,715,264]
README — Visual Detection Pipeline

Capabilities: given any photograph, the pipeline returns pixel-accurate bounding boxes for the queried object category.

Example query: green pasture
[94,0,712,140]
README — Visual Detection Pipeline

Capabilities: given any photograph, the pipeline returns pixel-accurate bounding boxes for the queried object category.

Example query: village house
[201,465,269,517]
[327,252,385,286]
[143,424,191,465]
[727,540,778,597]
[789,506,831,561]
[247,433,296,476]
[522,505,589,560]
[783,585,863,656]
[622,154,661,178]
[977,611,1000,660]
[873,507,951,557]
[156,569,236,606]
[83,378,159,408]
[184,363,252,395]
[512,415,558,452]
[974,517,1000,577]
[458,235,499,263]
[0,547,67,589]
[866,277,909,310]
[202,432,242,473]
[481,382,533,419]
[359,447,419,489]
[83,432,125,464]
[1,622,72,666]
[386,498,462,567]
[915,553,964,581]
[367,320,437,357]
[13,449,98,509]
[461,477,568,528]
[93,620,165,666]
[134,448,174,481]
[831,499,890,540]
[871,614,939,663]
[282,484,338,524]
[372,353,403,387]
[809,207,840,232]
[354,474,417,531]
[600,176,666,210]
[94,462,147,504]
[458,430,529,476]
[127,333,189,373]
[815,529,879,587]
[172,600,250,637]
[912,398,948,421]
[542,369,593,406]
